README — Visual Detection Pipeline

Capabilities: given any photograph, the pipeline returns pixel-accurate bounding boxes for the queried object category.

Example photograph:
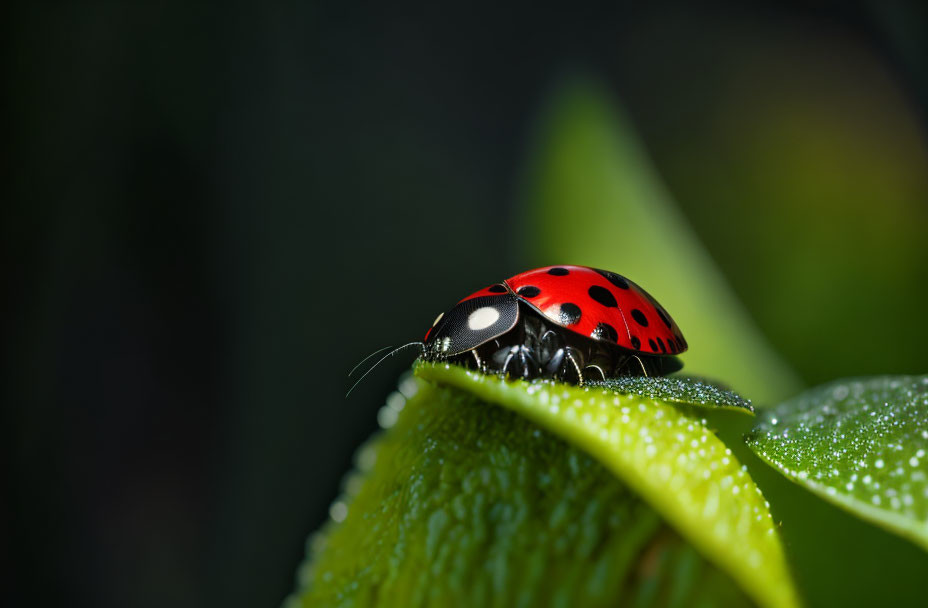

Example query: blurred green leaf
[644,36,928,384]
[289,371,758,607]
[517,76,801,405]
[747,375,928,551]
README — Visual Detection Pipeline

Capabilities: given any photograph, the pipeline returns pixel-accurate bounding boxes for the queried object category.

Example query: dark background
[5,2,927,607]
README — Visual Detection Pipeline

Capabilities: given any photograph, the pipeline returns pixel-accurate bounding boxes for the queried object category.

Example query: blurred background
[4,1,928,607]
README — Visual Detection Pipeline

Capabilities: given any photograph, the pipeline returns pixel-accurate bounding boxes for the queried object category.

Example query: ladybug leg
[583,364,606,382]
[517,347,539,380]
[565,349,584,384]
[499,348,516,373]
[470,349,484,372]
[536,327,586,384]
[495,346,514,376]
[539,330,568,378]
[542,344,585,384]
[630,355,649,377]
[494,344,539,379]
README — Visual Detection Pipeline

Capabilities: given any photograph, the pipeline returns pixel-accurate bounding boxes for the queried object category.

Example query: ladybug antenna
[348,345,399,377]
[345,341,424,398]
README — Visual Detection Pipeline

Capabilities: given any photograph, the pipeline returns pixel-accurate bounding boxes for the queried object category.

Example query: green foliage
[747,375,928,551]
[417,364,796,608]
[294,381,667,607]
[591,376,753,415]
[290,367,794,607]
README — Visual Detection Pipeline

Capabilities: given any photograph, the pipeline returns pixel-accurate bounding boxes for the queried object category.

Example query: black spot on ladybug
[517,285,541,298]
[631,309,649,327]
[594,268,630,290]
[656,307,672,329]
[648,339,658,352]
[558,303,582,325]
[657,337,666,353]
[548,267,570,276]
[591,322,618,343]
[488,284,507,293]
[587,285,618,308]
[631,335,641,350]
[667,339,676,354]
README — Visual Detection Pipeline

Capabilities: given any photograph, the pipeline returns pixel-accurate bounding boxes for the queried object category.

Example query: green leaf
[517,75,801,405]
[591,376,754,415]
[290,371,759,607]
[747,374,928,551]
[414,364,797,608]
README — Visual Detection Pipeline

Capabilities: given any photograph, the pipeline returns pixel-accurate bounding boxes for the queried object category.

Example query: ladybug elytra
[421,265,686,384]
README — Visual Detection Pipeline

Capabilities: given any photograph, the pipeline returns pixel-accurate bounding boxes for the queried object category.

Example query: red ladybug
[421,265,686,383]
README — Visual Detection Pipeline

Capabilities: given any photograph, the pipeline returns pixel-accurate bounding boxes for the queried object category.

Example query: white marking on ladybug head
[467,306,499,331]
[432,312,444,327]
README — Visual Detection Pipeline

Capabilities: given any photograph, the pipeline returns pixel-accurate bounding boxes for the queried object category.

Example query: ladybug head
[422,294,520,360]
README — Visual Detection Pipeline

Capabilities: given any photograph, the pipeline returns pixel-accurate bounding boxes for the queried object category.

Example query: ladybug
[421,265,686,383]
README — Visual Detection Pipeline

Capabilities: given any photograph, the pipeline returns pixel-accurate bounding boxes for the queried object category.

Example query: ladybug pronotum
[421,265,687,383]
